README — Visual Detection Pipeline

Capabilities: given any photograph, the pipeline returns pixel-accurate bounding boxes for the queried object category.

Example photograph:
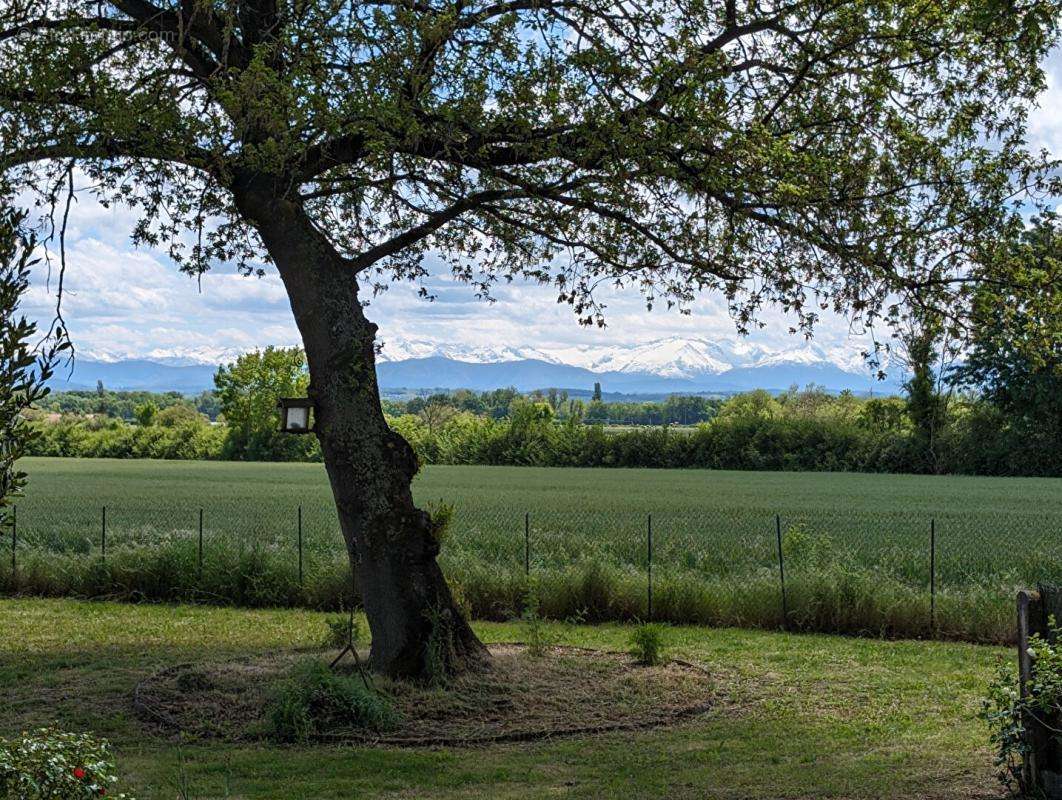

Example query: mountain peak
[377,334,878,380]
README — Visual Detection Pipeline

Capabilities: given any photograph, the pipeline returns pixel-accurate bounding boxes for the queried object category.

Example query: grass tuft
[628,623,668,666]
[266,660,400,743]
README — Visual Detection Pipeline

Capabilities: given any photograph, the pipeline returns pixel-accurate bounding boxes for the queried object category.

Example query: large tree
[955,213,1062,474]
[1,0,1059,678]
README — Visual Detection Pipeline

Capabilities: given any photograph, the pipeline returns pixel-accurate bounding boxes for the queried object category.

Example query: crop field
[4,456,1061,642]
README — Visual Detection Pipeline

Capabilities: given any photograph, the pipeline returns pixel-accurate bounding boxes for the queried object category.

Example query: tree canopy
[2,0,1058,338]
[954,213,1062,473]
[214,345,317,460]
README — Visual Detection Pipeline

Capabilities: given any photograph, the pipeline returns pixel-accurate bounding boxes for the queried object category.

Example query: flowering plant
[0,728,134,799]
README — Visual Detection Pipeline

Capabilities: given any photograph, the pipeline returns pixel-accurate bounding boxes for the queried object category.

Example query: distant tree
[954,214,1062,474]
[585,400,608,424]
[155,403,200,428]
[663,395,712,425]
[898,312,952,473]
[193,390,222,420]
[214,347,313,461]
[718,390,782,421]
[417,399,457,435]
[0,202,66,533]
[592,383,603,403]
[133,400,158,427]
[94,379,107,414]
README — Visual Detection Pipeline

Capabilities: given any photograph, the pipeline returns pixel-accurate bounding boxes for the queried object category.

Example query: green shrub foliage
[628,623,668,666]
[25,383,1062,476]
[267,660,400,743]
[322,614,360,650]
[980,618,1062,794]
[0,728,134,800]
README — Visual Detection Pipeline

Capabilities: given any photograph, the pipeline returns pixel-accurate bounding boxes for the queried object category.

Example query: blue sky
[19,49,1062,366]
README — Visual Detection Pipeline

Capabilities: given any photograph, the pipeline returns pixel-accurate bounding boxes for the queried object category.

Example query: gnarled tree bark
[233,183,487,680]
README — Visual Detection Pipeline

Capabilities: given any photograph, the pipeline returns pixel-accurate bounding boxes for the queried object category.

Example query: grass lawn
[0,597,1009,799]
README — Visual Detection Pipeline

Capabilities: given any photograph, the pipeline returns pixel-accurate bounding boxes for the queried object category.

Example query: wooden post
[1017,586,1062,797]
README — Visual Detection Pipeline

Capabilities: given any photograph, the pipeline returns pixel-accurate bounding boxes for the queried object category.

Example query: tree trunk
[234,185,488,680]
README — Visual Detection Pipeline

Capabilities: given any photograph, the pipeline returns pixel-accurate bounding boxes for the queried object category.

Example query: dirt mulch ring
[134,644,716,747]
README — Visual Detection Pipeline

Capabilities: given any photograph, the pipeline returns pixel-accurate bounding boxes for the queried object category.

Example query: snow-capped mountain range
[63,335,901,395]
[374,336,874,379]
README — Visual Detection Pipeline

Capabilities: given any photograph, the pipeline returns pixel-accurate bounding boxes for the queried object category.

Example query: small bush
[267,660,399,743]
[322,614,360,650]
[0,727,134,799]
[628,623,668,666]
[422,604,460,687]
[980,616,1062,793]
[426,501,455,546]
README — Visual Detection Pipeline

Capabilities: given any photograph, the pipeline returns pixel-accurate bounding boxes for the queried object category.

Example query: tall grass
[0,538,1017,644]
[2,459,1047,645]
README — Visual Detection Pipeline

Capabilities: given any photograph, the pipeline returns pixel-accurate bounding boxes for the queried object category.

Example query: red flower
[72,767,86,780]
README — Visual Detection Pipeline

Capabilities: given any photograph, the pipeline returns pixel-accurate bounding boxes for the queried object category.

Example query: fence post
[10,504,15,578]
[647,513,653,621]
[101,505,107,563]
[298,505,304,587]
[930,518,936,633]
[524,512,530,576]
[198,508,204,582]
[776,514,788,629]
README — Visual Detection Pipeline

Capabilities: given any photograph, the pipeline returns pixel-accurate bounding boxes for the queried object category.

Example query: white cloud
[1028,47,1062,157]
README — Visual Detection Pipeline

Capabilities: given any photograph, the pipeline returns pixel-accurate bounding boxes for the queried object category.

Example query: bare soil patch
[134,644,716,746]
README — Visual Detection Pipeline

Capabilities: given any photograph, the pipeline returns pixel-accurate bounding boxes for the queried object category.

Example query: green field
[5,457,1062,641]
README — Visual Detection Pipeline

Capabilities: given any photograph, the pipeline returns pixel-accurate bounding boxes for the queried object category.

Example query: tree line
[24,377,1062,477]
[21,211,1062,477]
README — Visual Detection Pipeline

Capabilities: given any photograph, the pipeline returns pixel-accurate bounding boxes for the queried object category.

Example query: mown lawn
[0,598,1009,799]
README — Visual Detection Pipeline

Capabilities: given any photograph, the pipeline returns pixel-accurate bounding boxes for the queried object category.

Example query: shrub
[628,623,668,666]
[322,614,360,650]
[980,617,1062,794]
[267,660,400,743]
[0,728,134,800]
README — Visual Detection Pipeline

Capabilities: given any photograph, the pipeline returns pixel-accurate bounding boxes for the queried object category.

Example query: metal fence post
[198,508,204,582]
[101,505,107,563]
[647,514,653,620]
[776,514,788,629]
[298,505,304,587]
[10,504,15,578]
[524,512,530,576]
[930,518,936,633]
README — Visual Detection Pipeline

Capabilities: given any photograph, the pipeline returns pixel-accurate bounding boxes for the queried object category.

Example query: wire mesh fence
[0,499,1055,642]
